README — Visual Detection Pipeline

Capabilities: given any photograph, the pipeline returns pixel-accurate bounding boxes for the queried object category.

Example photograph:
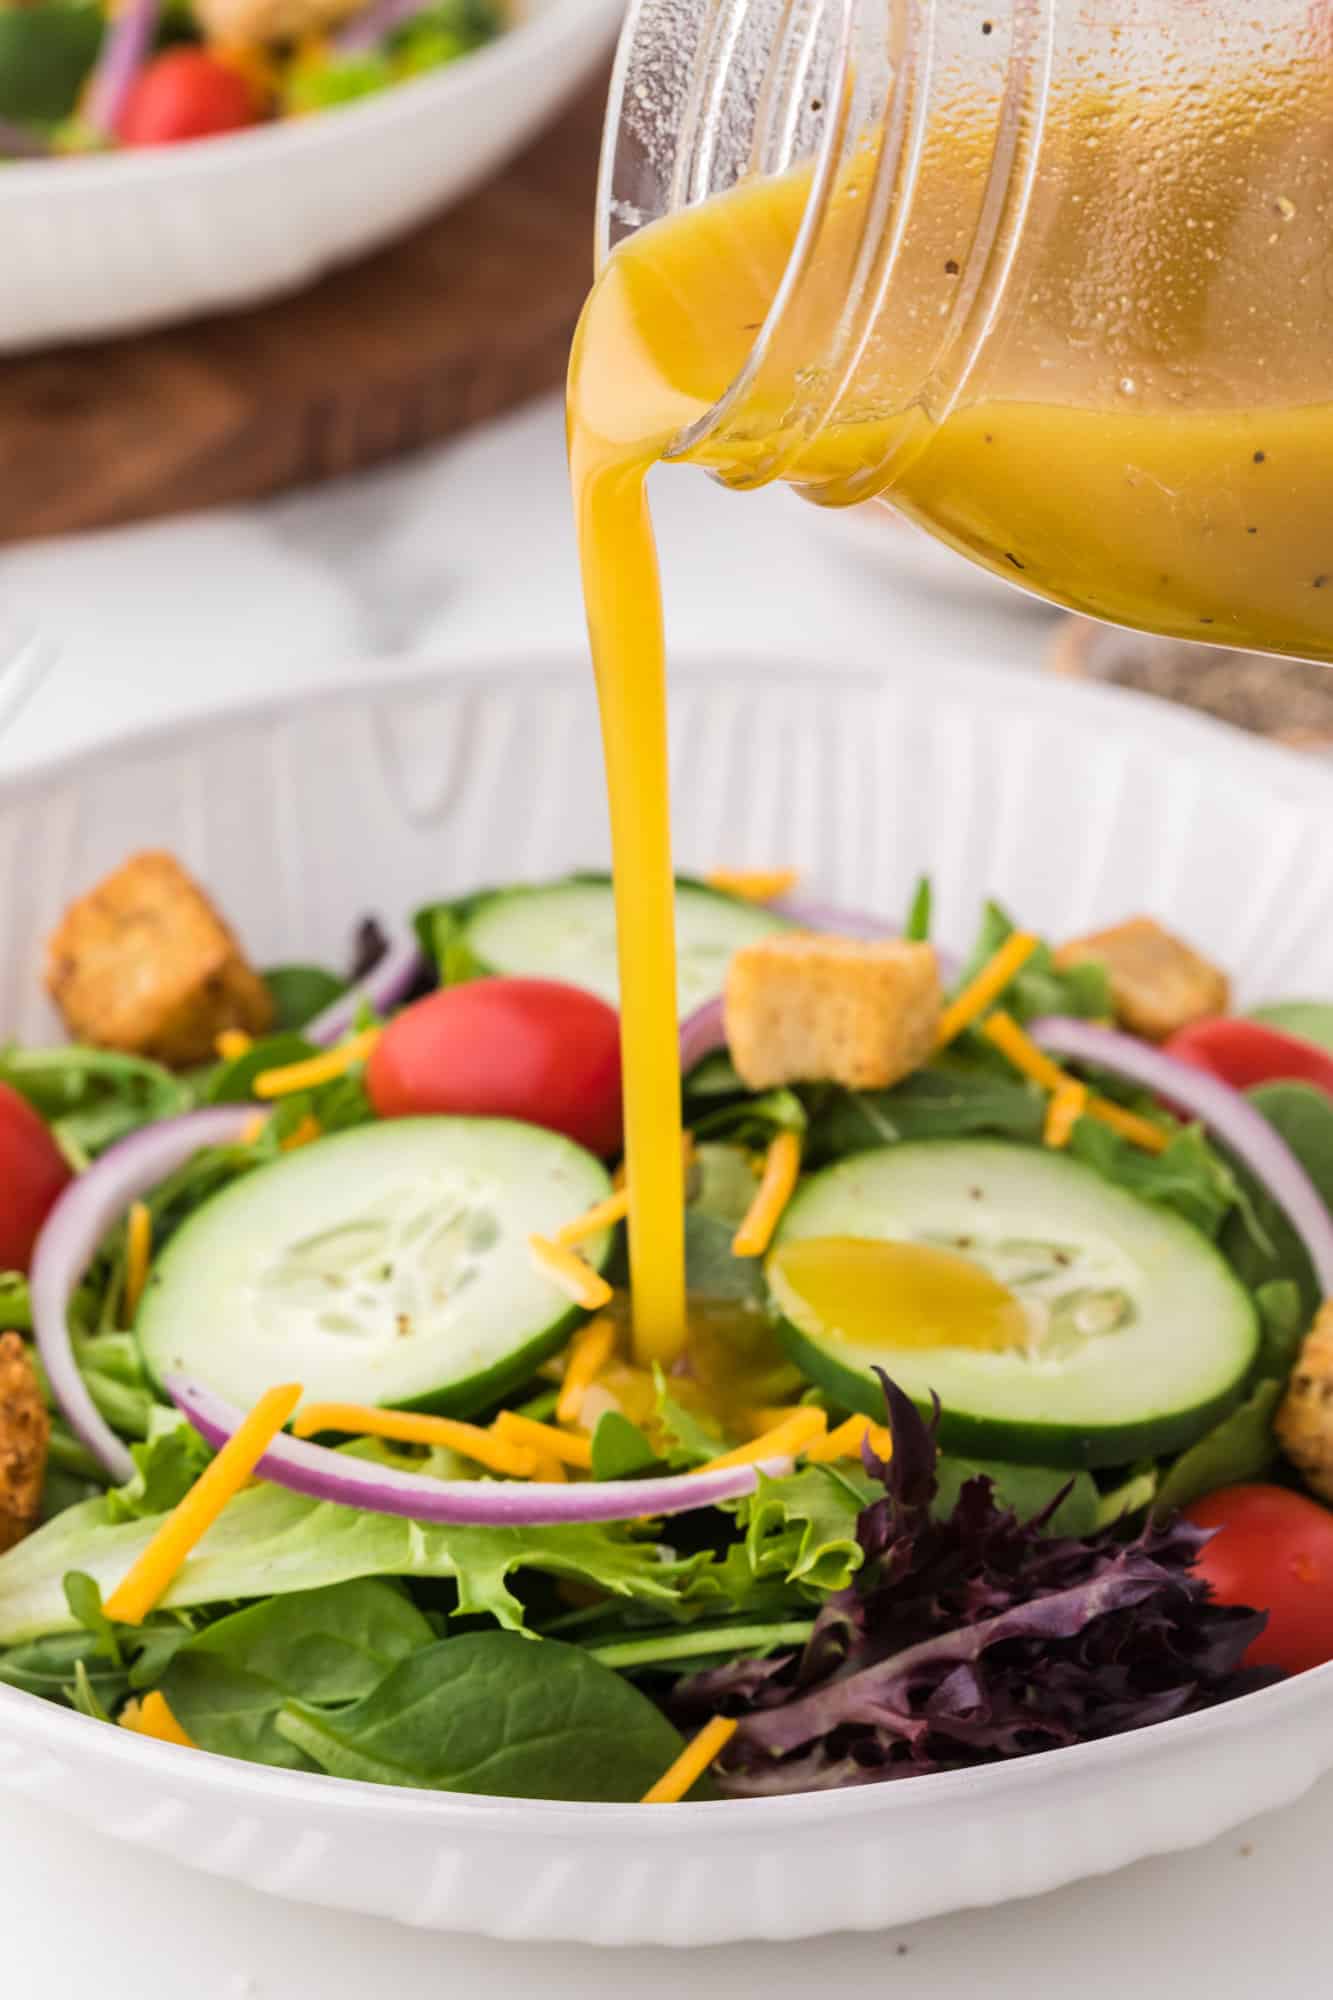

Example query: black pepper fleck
[984,433,994,444]
[1199,616,1215,625]
[981,18,993,31]
[1315,575,1329,589]
[969,1187,984,1200]
[1004,551,1025,569]
[810,96,823,111]
[1246,526,1258,535]
[1253,450,1267,464]
[944,258,959,275]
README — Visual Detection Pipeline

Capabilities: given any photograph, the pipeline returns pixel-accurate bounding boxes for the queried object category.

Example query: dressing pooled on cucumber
[136,1119,615,1416]
[766,1140,1260,1468]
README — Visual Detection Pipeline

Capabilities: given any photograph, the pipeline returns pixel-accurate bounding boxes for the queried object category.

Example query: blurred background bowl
[0,0,622,351]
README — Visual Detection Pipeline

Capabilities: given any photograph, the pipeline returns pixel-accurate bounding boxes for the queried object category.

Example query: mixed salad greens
[5,854,1333,1804]
[0,0,502,159]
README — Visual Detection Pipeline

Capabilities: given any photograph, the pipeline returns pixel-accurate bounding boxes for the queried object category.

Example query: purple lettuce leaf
[677,1372,1275,1795]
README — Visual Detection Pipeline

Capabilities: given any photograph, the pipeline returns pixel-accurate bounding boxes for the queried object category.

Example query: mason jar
[594,0,1333,659]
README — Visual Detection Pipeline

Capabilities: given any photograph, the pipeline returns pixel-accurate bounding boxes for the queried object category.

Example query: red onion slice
[304,933,424,1048]
[1031,1015,1333,1295]
[169,1375,793,1526]
[83,0,159,136]
[30,1107,257,1482]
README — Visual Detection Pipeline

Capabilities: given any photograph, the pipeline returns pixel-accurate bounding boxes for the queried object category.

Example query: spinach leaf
[1248,1002,1333,1055]
[931,1456,1101,1536]
[1249,1081,1333,1213]
[804,1066,1045,1163]
[0,1629,129,1710]
[1155,1379,1285,1515]
[689,1143,760,1227]
[161,1581,434,1770]
[590,1412,658,1481]
[689,1087,806,1151]
[0,2,102,124]
[262,967,346,1033]
[904,875,932,943]
[683,1209,765,1303]
[276,1633,699,1802]
[0,1045,192,1159]
[0,1473,695,1647]
[954,900,1111,1026]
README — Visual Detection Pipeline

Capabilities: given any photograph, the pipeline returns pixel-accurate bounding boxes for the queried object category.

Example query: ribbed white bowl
[2,654,1332,1943]
[0,0,620,350]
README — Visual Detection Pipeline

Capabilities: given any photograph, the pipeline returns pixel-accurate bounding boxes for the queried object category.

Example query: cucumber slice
[137,1118,614,1417]
[767,1140,1259,1468]
[456,878,790,1012]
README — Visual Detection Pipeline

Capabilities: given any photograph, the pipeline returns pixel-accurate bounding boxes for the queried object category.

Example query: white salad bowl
[2,653,1333,1944]
[0,0,620,351]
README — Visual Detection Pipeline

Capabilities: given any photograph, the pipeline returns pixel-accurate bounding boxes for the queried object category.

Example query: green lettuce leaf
[0,1475,694,1647]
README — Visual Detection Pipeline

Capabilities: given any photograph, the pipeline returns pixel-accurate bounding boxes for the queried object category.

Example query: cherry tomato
[1185,1482,1333,1675]
[117,51,259,148]
[1164,1018,1333,1100]
[367,979,623,1157]
[0,1081,72,1274]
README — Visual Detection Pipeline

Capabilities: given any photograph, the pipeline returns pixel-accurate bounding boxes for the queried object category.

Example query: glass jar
[595,0,1333,659]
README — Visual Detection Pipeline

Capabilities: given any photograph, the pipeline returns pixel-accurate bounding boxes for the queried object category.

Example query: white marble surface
[1,390,1327,1994]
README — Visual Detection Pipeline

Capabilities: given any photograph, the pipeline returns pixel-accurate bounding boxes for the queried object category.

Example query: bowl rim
[4,646,1331,1829]
[0,0,618,197]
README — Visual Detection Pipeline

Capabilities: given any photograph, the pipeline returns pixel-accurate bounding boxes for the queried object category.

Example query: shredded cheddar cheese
[103,1382,302,1625]
[239,1111,269,1145]
[691,1405,827,1476]
[806,1414,894,1464]
[555,1188,630,1248]
[556,1316,617,1426]
[215,1029,254,1063]
[528,1235,614,1310]
[531,1454,568,1483]
[935,931,1040,1049]
[124,1201,152,1321]
[279,1114,323,1152]
[982,1009,1170,1156]
[251,1027,380,1100]
[705,868,799,904]
[119,1690,197,1749]
[981,1010,1068,1093]
[732,1131,802,1258]
[1044,1079,1088,1150]
[1087,1098,1171,1155]
[494,1411,594,1471]
[641,1715,739,1804]
[292,1402,539,1478]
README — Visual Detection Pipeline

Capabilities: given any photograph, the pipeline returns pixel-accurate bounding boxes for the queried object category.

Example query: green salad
[4,850,1333,1804]
[0,0,502,160]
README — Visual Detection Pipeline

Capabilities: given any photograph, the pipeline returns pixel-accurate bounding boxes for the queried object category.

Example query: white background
[1,393,1328,1992]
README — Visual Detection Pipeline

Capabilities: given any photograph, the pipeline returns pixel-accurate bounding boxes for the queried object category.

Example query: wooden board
[0,77,606,543]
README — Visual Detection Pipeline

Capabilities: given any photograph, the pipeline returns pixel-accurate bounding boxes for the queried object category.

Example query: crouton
[1054,916,1228,1043]
[1276,1300,1333,1502]
[724,933,941,1091]
[45,851,273,1068]
[0,1333,48,1554]
[194,0,364,47]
